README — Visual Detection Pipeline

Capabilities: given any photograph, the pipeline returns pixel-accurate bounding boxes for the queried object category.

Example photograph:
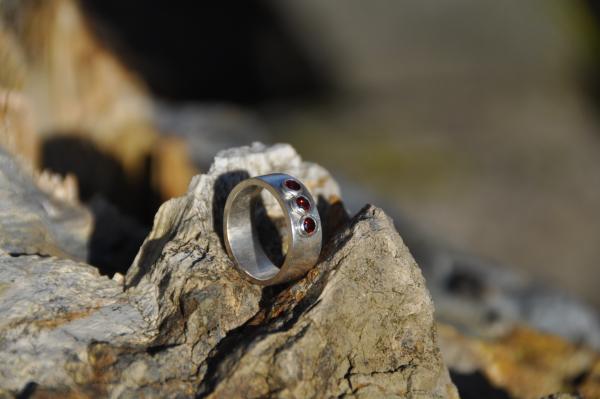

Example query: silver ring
[223,173,322,285]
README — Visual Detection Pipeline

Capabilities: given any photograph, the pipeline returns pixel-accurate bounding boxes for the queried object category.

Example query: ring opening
[226,185,289,281]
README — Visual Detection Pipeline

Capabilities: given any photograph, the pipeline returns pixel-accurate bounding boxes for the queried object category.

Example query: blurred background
[70,0,600,309]
[1,1,600,311]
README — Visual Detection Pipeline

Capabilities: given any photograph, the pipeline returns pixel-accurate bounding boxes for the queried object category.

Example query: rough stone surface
[0,143,457,398]
[0,148,91,260]
[198,205,456,399]
[0,254,149,394]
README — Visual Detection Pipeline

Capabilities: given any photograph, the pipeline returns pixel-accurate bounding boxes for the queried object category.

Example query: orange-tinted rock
[438,323,600,399]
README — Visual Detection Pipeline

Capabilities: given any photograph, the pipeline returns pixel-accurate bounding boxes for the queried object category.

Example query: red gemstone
[296,196,311,211]
[303,217,316,234]
[284,179,301,191]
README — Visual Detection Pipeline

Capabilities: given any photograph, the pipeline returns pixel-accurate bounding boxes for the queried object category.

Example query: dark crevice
[342,357,355,395]
[15,382,38,399]
[146,343,181,357]
[197,254,336,397]
[41,135,161,226]
[7,252,51,258]
[445,267,485,299]
[450,370,511,399]
[195,316,261,398]
[196,287,327,398]
[368,362,412,377]
[41,135,156,277]
[567,366,592,390]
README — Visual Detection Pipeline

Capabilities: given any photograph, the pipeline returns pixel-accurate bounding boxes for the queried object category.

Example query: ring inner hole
[254,189,288,267]
[227,186,289,281]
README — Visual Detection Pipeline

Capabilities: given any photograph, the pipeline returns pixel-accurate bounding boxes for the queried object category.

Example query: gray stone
[197,205,457,399]
[414,240,600,349]
[0,148,91,260]
[0,143,457,398]
[0,254,149,393]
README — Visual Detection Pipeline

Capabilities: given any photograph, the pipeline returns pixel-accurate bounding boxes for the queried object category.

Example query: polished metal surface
[223,173,322,285]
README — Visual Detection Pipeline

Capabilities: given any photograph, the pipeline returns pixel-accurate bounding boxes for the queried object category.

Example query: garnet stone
[284,179,301,191]
[302,217,316,234]
[296,196,311,211]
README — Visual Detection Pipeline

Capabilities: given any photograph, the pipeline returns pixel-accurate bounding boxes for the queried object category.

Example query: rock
[150,103,271,199]
[197,204,456,398]
[0,148,91,260]
[0,143,457,398]
[413,215,600,353]
[438,323,600,399]
[338,176,600,398]
[332,177,600,351]
[0,0,153,149]
[153,103,270,171]
[0,253,150,395]
[0,90,38,169]
[417,244,600,349]
[0,0,179,217]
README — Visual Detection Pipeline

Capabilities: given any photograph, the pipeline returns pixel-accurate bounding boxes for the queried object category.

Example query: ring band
[223,173,322,285]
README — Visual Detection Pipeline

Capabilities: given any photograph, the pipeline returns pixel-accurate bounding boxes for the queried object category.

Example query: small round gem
[302,217,316,234]
[284,179,301,191]
[295,196,311,211]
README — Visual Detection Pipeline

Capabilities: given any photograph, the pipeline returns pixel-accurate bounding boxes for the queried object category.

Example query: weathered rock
[0,253,150,394]
[415,241,600,350]
[0,148,90,260]
[0,143,457,398]
[198,204,456,398]
[0,90,38,169]
[0,0,153,149]
[0,0,186,215]
[438,323,600,399]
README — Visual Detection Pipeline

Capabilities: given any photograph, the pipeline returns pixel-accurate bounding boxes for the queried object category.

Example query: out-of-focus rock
[0,0,154,152]
[418,243,600,349]
[439,323,600,399]
[0,0,168,214]
[35,170,79,205]
[0,0,276,211]
[339,178,600,351]
[153,103,269,170]
[150,135,198,199]
[0,147,90,260]
[150,103,273,199]
[0,90,38,168]
[0,143,457,398]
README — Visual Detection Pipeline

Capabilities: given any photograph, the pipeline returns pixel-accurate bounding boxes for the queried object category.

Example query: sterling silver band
[223,173,322,285]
